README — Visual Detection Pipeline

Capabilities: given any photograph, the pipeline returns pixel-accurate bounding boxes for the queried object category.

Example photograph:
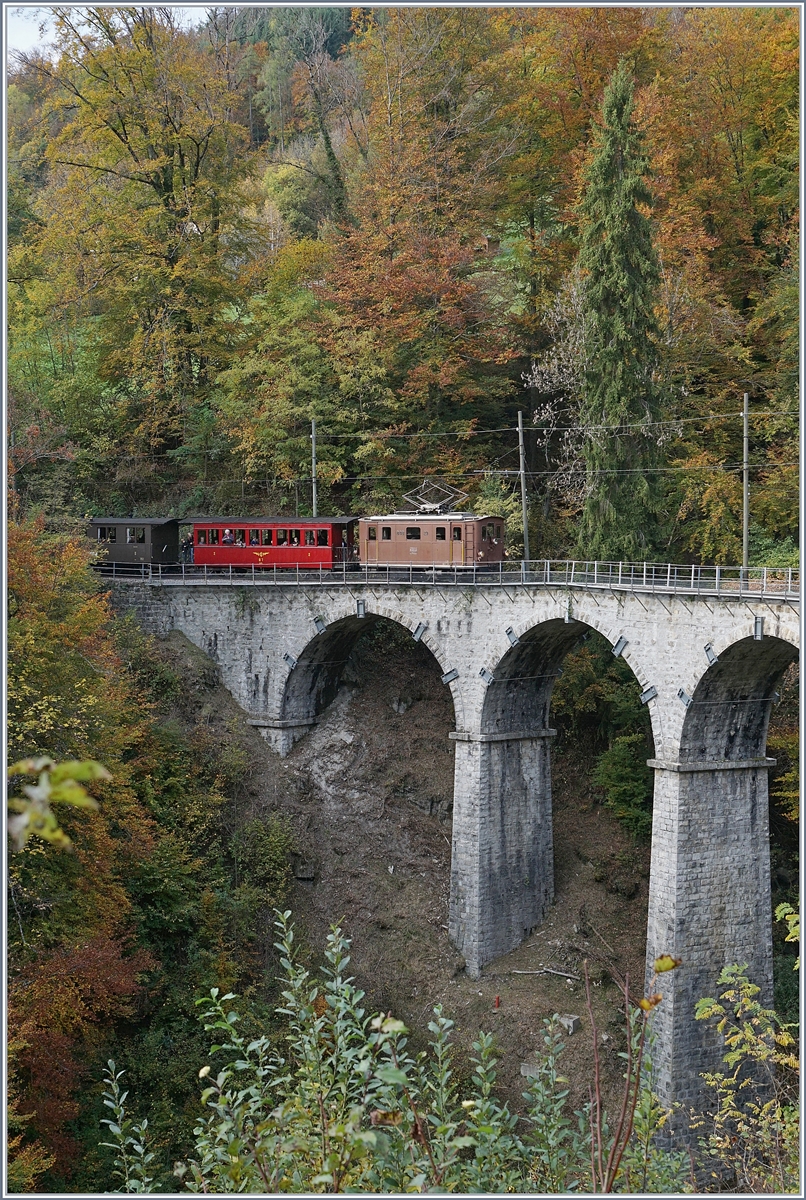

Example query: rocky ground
[159,621,657,1121]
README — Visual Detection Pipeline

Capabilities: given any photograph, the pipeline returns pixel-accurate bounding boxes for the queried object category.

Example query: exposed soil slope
[156,623,655,1119]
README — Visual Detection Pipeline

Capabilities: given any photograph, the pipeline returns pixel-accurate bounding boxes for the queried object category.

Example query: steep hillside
[157,622,654,1120]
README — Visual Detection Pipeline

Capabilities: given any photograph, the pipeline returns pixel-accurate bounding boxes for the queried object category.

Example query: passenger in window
[197,530,207,545]
[223,528,234,544]
[290,530,300,546]
[305,530,314,546]
[235,531,245,547]
[249,530,259,545]
[127,528,135,544]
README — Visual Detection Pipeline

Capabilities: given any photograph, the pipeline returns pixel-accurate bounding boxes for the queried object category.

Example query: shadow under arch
[481,616,657,750]
[680,634,798,761]
[280,613,456,731]
[450,616,656,976]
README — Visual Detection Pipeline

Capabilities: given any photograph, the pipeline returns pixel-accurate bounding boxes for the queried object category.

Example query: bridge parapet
[101,558,801,602]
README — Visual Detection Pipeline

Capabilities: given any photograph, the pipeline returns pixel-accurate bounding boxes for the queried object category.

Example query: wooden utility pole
[311,418,318,518]
[742,392,749,571]
[518,410,530,565]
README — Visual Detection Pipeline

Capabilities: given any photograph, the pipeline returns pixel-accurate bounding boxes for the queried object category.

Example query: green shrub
[593,732,653,837]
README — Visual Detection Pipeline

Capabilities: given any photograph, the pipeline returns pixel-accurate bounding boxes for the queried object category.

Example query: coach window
[317,529,328,546]
[452,528,462,541]
[304,529,315,546]
[127,526,145,544]
[382,527,391,540]
[367,526,377,540]
[249,530,260,546]
[406,527,421,540]
[197,530,207,545]
[277,529,288,545]
[435,527,446,540]
[262,529,273,545]
[235,529,246,547]
[290,529,301,546]
[209,529,219,545]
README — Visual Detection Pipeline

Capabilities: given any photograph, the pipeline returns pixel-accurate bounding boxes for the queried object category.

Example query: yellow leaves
[653,954,682,974]
[7,757,110,852]
[638,994,663,1012]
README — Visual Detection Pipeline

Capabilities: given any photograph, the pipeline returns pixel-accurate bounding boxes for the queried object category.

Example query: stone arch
[679,633,798,762]
[280,608,459,731]
[481,614,658,751]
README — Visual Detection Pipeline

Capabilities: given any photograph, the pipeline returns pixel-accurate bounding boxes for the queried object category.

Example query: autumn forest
[5,4,800,1193]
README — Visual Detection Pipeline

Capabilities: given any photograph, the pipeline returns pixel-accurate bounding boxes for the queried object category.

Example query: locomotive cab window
[262,529,273,545]
[304,529,315,546]
[452,528,462,541]
[496,526,502,539]
[367,526,377,540]
[435,527,446,540]
[481,525,488,540]
[127,526,145,544]
[317,529,328,546]
[382,527,391,540]
[277,529,288,545]
[406,527,421,540]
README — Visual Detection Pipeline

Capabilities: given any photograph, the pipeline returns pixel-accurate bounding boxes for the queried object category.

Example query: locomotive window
[367,526,377,540]
[197,530,207,545]
[481,525,488,540]
[382,527,391,540]
[276,529,288,545]
[435,527,446,540]
[304,529,315,546]
[452,528,462,541]
[487,523,494,539]
[290,529,301,546]
[209,529,219,545]
[406,527,421,540]
[496,525,502,539]
[317,529,328,546]
[249,529,260,546]
[262,529,273,545]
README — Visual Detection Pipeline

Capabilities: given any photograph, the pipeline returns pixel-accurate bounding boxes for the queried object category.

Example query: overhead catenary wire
[101,408,795,464]
[145,462,797,488]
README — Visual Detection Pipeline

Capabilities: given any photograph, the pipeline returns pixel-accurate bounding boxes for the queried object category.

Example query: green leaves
[7,756,109,851]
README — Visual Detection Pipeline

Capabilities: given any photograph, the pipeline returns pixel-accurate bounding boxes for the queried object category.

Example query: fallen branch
[511,968,580,980]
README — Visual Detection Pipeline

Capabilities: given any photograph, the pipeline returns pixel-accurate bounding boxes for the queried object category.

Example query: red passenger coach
[192,517,356,569]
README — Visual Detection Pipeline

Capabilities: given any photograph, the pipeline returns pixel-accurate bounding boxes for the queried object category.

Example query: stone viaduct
[111,568,799,1123]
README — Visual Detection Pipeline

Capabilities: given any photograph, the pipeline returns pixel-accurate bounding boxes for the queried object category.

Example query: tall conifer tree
[577,58,663,561]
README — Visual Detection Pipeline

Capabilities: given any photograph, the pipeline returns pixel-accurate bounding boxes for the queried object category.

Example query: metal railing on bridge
[98,559,800,600]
